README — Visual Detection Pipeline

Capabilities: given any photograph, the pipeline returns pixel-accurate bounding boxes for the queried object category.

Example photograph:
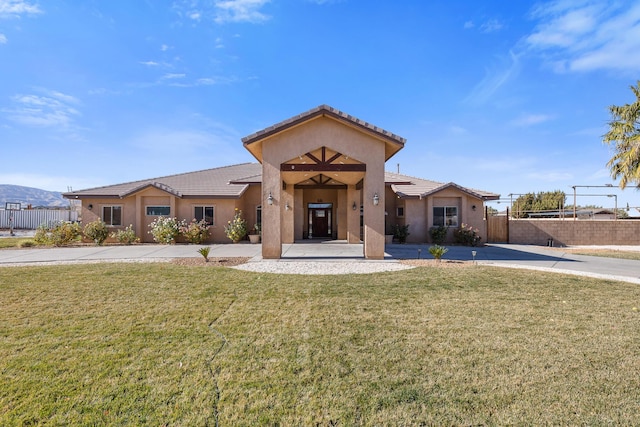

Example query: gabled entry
[242,105,406,260]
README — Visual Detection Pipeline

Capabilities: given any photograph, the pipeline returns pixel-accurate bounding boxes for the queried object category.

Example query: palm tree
[603,81,640,189]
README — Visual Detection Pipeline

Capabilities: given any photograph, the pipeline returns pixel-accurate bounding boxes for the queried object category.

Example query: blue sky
[1,0,639,211]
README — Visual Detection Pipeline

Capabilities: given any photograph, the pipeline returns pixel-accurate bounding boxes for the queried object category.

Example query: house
[64,105,499,259]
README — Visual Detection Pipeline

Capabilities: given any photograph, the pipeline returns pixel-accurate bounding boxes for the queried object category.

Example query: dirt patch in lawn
[170,257,251,267]
[400,259,473,268]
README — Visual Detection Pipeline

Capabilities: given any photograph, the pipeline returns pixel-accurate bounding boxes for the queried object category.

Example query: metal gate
[486,207,509,243]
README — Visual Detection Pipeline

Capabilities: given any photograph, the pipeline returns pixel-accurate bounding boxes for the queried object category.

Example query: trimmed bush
[148,217,183,244]
[429,225,448,245]
[110,225,139,245]
[34,221,82,246]
[84,219,109,245]
[180,219,210,244]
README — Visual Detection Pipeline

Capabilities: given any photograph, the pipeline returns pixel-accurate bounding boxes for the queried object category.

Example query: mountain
[0,184,69,208]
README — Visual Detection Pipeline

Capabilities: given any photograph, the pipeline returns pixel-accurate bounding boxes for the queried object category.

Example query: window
[433,206,458,227]
[146,206,170,216]
[194,206,214,225]
[396,206,404,218]
[103,206,122,226]
[256,205,262,227]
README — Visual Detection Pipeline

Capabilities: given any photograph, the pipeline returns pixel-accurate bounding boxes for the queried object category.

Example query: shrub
[110,225,139,245]
[224,209,247,243]
[429,225,448,245]
[453,223,482,247]
[180,219,210,244]
[198,246,210,262]
[84,219,109,245]
[391,224,410,243]
[148,217,184,244]
[428,244,449,261]
[34,221,82,246]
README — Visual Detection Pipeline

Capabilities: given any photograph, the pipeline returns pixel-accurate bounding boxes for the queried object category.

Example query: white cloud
[480,19,504,33]
[463,50,521,105]
[214,0,270,23]
[463,21,474,29]
[0,33,6,43]
[162,73,186,79]
[0,0,42,17]
[3,89,81,128]
[510,113,554,127]
[525,0,640,73]
[173,0,270,24]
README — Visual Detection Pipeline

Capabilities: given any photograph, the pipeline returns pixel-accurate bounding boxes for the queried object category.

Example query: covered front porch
[242,105,406,260]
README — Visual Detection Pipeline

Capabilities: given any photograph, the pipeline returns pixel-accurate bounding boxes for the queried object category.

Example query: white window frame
[433,206,458,227]
[102,205,123,226]
[194,205,215,226]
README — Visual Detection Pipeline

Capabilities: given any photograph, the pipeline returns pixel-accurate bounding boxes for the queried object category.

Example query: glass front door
[308,203,332,238]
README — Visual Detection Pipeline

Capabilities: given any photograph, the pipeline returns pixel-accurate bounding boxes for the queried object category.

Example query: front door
[308,203,332,238]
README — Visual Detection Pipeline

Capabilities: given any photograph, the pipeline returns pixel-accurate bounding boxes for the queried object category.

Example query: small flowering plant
[224,208,247,242]
[453,223,482,247]
[148,216,184,244]
[180,219,210,244]
[110,225,139,245]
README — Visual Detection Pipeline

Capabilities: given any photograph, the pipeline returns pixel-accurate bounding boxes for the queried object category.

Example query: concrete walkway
[0,240,639,283]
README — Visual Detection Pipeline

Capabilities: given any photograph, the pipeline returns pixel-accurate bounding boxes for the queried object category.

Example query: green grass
[568,249,640,261]
[1,264,640,425]
[0,237,33,249]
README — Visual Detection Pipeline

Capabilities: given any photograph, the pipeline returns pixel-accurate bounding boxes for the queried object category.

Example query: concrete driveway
[0,241,639,284]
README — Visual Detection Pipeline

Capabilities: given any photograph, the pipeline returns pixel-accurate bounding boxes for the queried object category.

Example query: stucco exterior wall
[79,185,261,243]
[259,116,388,259]
[389,187,485,244]
[509,219,640,246]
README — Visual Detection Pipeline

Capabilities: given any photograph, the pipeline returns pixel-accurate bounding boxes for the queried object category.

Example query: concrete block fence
[508,219,640,246]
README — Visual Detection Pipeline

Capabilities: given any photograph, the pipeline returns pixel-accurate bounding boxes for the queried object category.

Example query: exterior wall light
[285,202,290,211]
[373,193,379,206]
[267,192,274,206]
[472,205,477,211]
[88,204,93,210]
[352,201,357,211]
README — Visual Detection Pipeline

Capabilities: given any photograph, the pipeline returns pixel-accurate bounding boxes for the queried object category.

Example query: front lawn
[1,264,639,425]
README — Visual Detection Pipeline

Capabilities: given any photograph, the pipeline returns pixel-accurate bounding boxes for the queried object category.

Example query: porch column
[346,185,360,243]
[281,184,294,244]
[363,156,385,259]
[262,160,282,259]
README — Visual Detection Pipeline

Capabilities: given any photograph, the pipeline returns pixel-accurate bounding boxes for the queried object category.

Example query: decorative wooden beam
[294,184,348,190]
[281,163,366,172]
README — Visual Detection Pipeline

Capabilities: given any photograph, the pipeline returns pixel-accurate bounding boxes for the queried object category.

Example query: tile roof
[242,104,407,146]
[63,163,262,199]
[63,163,499,201]
[385,172,500,200]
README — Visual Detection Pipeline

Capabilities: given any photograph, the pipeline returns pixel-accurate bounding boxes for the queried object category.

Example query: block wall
[508,220,640,246]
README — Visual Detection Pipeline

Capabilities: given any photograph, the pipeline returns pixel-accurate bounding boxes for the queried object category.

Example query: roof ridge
[64,162,259,194]
[385,171,445,186]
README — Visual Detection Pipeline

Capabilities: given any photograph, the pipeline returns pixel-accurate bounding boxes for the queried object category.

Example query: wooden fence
[0,209,79,230]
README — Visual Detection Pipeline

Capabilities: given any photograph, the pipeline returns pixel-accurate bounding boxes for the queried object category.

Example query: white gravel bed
[232,260,415,275]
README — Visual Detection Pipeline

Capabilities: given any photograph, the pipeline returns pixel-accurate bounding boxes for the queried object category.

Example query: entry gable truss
[281,146,366,173]
[242,104,406,163]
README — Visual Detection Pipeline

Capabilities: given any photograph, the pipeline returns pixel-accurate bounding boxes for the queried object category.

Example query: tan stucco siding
[404,199,428,243]
[260,115,388,258]
[80,197,137,243]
